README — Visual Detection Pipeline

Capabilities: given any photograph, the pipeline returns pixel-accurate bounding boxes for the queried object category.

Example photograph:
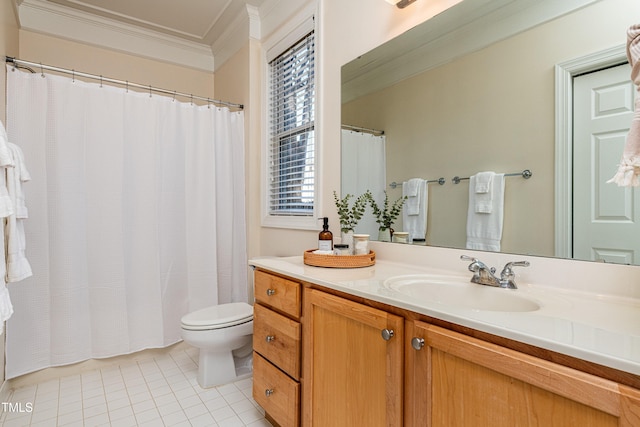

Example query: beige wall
[342,0,634,257]
[18,31,215,101]
[0,1,19,121]
[215,40,265,261]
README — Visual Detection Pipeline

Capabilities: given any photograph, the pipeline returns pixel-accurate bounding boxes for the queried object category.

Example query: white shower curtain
[341,130,386,237]
[4,66,248,379]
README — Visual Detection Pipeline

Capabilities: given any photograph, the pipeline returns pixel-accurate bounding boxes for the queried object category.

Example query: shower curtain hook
[190,94,193,106]
[100,75,103,88]
[72,69,75,83]
[149,85,152,98]
[40,63,44,78]
[207,98,211,109]
[125,81,129,93]
[173,90,176,102]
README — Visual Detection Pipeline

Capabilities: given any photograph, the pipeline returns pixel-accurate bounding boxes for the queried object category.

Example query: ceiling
[14,0,275,71]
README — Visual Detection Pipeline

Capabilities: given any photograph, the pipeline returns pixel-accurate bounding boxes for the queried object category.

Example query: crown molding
[210,4,261,72]
[17,0,215,72]
[259,0,315,43]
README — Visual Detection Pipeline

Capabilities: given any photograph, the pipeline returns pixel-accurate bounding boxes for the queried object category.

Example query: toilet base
[196,348,253,388]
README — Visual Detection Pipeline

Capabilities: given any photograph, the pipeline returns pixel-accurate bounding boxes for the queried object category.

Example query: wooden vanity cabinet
[252,269,302,427]
[405,320,640,427]
[302,288,404,426]
[252,267,640,427]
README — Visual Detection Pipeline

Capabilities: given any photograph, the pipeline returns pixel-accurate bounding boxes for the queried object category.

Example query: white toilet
[180,302,254,388]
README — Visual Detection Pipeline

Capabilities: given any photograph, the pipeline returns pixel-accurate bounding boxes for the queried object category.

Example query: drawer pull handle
[266,289,276,296]
[265,388,274,397]
[411,337,425,350]
[266,335,275,343]
[381,329,395,341]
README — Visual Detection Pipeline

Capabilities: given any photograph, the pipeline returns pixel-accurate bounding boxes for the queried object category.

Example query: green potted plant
[333,191,369,253]
[367,191,407,242]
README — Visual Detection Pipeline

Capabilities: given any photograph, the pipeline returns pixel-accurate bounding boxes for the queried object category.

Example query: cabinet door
[406,321,640,427]
[303,288,403,426]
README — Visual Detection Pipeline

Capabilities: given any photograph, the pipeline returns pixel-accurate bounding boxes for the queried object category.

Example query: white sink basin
[383,274,540,312]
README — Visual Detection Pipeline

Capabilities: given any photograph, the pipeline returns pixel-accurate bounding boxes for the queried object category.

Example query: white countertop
[249,254,640,376]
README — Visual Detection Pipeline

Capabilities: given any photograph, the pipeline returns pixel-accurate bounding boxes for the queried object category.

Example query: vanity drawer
[254,270,301,319]
[253,352,300,427]
[253,303,301,380]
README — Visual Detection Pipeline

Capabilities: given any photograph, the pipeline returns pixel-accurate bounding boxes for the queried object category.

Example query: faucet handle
[460,255,480,272]
[499,260,530,289]
[460,255,495,274]
[501,260,530,274]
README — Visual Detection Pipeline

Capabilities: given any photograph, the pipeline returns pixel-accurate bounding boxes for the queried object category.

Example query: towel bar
[389,177,446,189]
[452,169,532,184]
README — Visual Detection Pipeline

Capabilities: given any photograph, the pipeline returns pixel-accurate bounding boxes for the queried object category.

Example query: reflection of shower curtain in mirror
[341,130,386,237]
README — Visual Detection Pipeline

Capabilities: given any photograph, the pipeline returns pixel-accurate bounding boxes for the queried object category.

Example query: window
[267,31,316,218]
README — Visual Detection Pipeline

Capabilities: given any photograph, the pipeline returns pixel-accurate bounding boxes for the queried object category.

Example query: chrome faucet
[460,255,529,289]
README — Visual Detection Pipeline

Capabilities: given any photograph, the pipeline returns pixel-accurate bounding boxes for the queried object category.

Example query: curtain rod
[5,56,244,110]
[342,124,384,136]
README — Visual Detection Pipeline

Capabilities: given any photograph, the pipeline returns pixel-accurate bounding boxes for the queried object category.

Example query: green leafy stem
[333,191,370,233]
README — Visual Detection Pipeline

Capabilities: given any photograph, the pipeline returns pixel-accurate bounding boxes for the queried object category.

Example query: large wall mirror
[341,0,640,264]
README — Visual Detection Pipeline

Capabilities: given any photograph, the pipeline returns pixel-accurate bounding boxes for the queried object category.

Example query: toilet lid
[181,302,253,329]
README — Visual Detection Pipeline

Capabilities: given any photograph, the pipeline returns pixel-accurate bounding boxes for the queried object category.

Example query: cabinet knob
[266,289,276,296]
[381,328,395,341]
[411,337,425,350]
[265,389,274,397]
[266,335,275,343]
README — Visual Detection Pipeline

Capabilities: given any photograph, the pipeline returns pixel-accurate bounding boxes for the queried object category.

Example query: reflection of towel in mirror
[609,24,640,186]
[466,174,505,252]
[405,178,422,215]
[402,179,428,240]
[474,171,495,213]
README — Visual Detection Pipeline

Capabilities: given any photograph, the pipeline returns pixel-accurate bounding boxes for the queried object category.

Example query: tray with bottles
[302,249,376,268]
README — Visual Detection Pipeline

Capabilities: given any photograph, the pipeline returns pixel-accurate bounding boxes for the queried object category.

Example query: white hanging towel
[0,122,15,168]
[608,24,640,186]
[0,122,15,331]
[6,143,32,282]
[402,179,428,240]
[0,282,13,334]
[404,178,421,214]
[474,171,495,213]
[0,122,16,217]
[466,173,505,252]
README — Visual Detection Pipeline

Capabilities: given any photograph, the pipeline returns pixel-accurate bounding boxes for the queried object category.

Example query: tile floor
[0,347,272,427]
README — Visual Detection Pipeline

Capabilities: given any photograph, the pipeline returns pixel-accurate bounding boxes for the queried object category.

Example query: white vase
[341,230,354,254]
[378,228,391,242]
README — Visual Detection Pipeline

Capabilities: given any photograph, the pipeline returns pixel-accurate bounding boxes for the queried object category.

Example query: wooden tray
[303,249,375,268]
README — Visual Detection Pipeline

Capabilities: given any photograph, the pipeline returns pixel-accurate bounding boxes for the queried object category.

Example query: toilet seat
[181,302,253,331]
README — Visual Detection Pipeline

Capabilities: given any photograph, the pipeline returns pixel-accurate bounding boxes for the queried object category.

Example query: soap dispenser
[318,217,333,251]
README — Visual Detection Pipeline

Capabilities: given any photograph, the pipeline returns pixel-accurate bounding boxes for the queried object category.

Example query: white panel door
[573,63,639,264]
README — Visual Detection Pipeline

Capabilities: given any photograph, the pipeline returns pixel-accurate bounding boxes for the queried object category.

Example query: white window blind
[268,31,315,216]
